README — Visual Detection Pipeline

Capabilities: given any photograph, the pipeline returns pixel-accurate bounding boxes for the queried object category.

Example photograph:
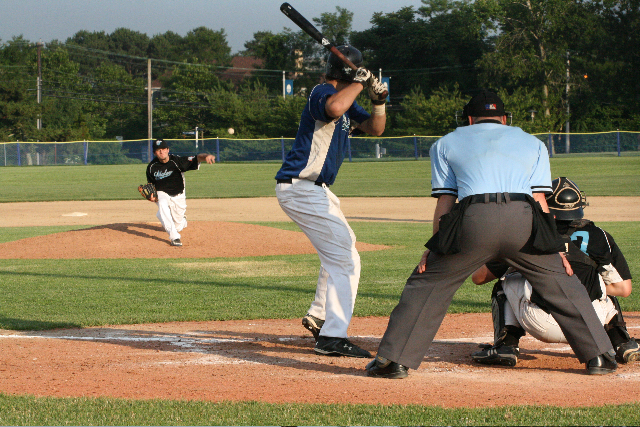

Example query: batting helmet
[546,177,588,220]
[325,45,363,83]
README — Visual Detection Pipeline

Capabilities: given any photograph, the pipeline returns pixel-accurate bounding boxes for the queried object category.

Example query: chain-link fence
[1,131,638,166]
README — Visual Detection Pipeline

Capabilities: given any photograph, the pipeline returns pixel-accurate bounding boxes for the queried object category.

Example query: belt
[277,178,328,187]
[467,192,528,204]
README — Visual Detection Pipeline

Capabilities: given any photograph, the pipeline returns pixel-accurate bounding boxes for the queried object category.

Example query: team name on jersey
[341,115,350,132]
[154,170,174,180]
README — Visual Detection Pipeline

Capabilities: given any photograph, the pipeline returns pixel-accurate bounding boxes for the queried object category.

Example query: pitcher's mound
[0,221,390,259]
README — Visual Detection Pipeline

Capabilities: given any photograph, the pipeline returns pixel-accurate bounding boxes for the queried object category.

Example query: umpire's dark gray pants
[377,200,613,370]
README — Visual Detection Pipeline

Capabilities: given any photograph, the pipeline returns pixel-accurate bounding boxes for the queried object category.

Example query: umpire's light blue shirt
[430,123,553,200]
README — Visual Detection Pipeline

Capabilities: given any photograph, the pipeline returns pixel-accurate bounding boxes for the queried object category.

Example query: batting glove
[353,67,373,87]
[368,76,387,105]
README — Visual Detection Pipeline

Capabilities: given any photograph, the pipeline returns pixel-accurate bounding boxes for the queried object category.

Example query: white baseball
[227,128,235,135]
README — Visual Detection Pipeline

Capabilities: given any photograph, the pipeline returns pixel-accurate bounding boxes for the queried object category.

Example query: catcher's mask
[325,45,363,83]
[546,177,588,220]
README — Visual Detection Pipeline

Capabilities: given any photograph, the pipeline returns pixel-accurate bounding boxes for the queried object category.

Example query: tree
[182,27,232,65]
[313,7,354,46]
[242,29,319,95]
[148,31,184,61]
[0,37,38,141]
[350,1,490,98]
[474,0,591,128]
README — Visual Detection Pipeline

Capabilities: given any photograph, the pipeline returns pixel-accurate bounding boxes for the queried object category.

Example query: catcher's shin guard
[491,282,508,344]
[605,296,639,362]
[491,282,524,346]
[605,296,631,348]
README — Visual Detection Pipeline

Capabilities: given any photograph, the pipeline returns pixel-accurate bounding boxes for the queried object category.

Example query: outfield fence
[0,131,638,166]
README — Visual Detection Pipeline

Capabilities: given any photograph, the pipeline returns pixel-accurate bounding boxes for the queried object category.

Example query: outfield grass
[1,394,640,426]
[0,156,639,202]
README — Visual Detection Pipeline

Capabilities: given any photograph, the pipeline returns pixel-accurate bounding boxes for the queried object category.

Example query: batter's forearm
[359,112,386,136]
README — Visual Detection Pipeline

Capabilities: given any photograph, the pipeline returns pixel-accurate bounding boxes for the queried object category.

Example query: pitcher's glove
[138,183,157,201]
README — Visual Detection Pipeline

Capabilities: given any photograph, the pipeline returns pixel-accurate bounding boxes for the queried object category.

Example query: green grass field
[1,159,639,425]
[0,156,638,202]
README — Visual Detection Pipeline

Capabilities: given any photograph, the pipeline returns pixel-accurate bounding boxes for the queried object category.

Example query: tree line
[1,0,638,143]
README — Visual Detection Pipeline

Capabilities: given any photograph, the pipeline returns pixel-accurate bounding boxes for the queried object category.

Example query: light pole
[36,41,44,130]
[565,51,570,154]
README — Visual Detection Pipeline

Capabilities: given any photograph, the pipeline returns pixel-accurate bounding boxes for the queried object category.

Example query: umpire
[365,90,617,379]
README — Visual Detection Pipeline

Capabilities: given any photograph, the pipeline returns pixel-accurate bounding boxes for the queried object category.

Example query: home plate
[62,212,88,217]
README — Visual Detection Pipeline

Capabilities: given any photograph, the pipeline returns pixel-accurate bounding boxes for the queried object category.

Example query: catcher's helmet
[546,177,588,220]
[325,45,363,83]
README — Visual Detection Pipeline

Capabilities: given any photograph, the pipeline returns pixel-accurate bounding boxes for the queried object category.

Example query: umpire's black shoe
[586,351,618,375]
[366,355,408,379]
[472,343,519,367]
[314,336,372,358]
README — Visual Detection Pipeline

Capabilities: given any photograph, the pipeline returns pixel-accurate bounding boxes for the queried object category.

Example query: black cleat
[302,314,324,341]
[314,336,372,358]
[587,351,618,375]
[472,343,519,367]
[616,338,640,363]
[171,239,182,246]
[366,355,408,379]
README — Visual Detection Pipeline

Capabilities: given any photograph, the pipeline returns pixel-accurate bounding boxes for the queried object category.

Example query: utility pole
[147,58,152,160]
[565,51,570,154]
[36,40,44,130]
[282,70,285,99]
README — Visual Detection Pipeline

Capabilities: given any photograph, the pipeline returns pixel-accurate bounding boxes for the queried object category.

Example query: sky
[0,0,426,54]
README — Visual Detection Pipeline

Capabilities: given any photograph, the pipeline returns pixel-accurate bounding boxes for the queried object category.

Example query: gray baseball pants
[376,200,613,370]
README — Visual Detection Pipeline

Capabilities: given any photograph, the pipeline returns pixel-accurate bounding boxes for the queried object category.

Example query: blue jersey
[275,83,370,185]
[430,123,552,199]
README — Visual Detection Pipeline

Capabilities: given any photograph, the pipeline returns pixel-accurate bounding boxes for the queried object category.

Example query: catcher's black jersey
[487,219,631,311]
[146,154,199,197]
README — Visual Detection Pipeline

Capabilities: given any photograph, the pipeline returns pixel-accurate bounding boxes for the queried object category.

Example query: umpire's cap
[325,45,363,83]
[153,139,168,151]
[463,90,506,117]
[546,177,588,221]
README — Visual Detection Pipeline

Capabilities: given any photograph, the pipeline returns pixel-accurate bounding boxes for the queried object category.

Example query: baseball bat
[280,2,389,99]
[280,2,357,70]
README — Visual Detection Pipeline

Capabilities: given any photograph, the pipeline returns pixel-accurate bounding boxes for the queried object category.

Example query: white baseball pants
[276,178,361,338]
[156,190,188,241]
[502,273,618,344]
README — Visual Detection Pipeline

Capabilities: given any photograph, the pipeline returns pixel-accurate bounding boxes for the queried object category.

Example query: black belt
[467,192,528,204]
[277,178,328,187]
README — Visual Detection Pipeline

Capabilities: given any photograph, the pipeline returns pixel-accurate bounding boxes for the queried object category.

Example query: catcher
[139,138,215,246]
[471,177,638,372]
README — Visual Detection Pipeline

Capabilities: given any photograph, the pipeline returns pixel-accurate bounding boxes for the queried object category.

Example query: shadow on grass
[0,317,81,330]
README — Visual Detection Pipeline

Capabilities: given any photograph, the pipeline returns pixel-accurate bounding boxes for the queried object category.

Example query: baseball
[227,128,235,135]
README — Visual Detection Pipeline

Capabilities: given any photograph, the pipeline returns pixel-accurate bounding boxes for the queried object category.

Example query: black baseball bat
[280,2,358,71]
[280,3,388,98]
